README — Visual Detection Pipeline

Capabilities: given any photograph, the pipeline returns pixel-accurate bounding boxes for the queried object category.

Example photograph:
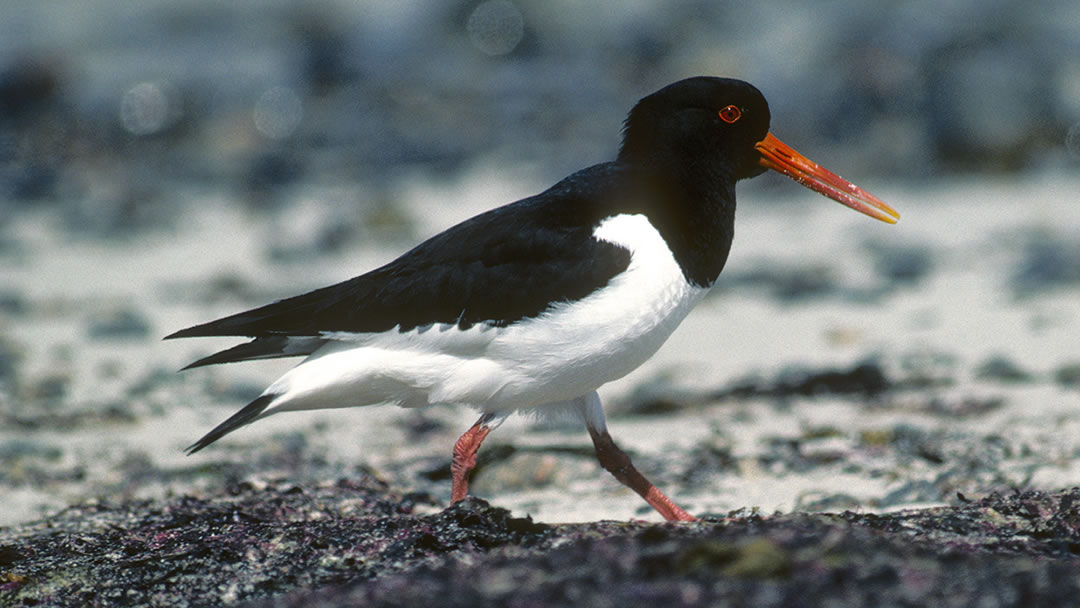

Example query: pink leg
[450,413,498,503]
[587,426,695,522]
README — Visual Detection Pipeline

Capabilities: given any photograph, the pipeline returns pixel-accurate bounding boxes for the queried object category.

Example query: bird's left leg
[578,392,695,521]
[450,412,505,503]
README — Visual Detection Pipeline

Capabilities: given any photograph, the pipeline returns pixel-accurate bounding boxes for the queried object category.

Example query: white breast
[261,213,708,417]
[483,213,707,407]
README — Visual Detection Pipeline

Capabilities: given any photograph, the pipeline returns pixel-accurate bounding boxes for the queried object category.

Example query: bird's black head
[618,77,772,181]
[616,76,899,225]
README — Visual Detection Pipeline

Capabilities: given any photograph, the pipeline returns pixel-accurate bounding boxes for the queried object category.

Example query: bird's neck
[628,162,737,288]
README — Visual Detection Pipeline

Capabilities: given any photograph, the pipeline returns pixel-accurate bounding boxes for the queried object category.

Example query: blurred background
[1,1,1079,524]
[2,0,1078,230]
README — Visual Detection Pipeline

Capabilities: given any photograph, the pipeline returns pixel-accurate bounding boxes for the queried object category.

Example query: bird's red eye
[718,105,741,123]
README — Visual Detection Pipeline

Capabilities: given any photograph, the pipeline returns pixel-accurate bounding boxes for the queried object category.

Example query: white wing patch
[260,213,707,418]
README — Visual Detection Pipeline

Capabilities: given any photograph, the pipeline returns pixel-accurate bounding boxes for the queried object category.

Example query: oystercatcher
[168,77,898,521]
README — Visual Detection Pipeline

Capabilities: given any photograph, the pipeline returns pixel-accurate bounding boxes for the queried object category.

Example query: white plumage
[256,213,708,421]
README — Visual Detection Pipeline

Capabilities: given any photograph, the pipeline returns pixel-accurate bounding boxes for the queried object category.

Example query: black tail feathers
[186,394,277,455]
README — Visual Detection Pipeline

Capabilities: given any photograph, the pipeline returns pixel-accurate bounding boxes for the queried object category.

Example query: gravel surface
[4,482,1080,607]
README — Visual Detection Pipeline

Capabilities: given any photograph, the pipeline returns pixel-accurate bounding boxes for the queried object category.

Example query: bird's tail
[186,394,277,454]
[178,336,324,370]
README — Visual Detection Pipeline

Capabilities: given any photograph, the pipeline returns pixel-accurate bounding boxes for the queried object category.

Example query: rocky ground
[4,482,1080,607]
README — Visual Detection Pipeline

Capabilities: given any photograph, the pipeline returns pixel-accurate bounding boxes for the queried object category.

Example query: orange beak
[755,132,899,224]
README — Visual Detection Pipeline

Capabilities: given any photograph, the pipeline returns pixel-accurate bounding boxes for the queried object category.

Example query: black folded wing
[167,164,633,343]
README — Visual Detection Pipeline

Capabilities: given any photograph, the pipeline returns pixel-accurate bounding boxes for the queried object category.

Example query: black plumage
[185,394,276,454]
[167,78,774,365]
[167,164,633,342]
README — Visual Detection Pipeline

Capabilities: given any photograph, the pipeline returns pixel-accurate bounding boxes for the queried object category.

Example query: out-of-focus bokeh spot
[466,1,524,56]
[253,86,303,140]
[120,81,179,136]
[1066,123,1080,161]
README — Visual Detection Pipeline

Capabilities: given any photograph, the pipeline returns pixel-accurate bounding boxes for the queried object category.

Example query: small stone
[1053,363,1080,388]
[86,309,152,341]
[975,355,1034,384]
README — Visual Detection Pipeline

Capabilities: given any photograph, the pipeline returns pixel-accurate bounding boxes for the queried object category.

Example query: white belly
[261,214,707,417]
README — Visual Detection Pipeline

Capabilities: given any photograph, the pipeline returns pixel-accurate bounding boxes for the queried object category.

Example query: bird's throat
[629,166,737,288]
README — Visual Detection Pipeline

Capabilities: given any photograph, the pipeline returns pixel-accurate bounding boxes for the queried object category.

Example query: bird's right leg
[450,412,504,503]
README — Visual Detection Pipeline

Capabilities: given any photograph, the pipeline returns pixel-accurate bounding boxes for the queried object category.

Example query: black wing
[166,164,632,343]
